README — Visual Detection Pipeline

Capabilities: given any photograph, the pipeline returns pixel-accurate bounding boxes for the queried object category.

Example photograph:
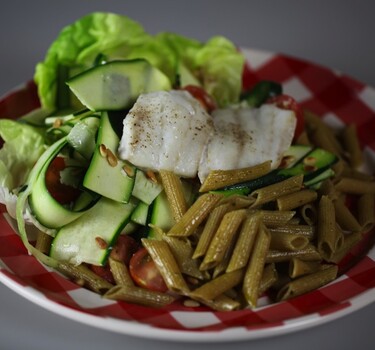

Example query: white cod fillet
[118,90,214,177]
[118,91,296,183]
[197,105,296,181]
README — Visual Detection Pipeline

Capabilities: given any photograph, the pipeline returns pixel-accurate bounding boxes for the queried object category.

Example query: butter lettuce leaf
[34,12,149,110]
[34,12,245,110]
[0,119,45,189]
[193,36,245,107]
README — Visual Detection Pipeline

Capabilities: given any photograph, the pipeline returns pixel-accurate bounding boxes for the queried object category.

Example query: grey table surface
[1,1,375,349]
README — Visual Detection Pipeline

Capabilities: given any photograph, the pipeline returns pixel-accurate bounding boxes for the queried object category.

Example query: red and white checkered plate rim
[0,48,375,342]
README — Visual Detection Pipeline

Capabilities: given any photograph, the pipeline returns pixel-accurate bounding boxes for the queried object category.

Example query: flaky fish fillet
[118,90,214,178]
[118,91,296,183]
[198,105,296,181]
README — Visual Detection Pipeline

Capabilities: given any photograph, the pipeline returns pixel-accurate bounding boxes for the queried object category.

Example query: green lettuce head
[34,12,245,110]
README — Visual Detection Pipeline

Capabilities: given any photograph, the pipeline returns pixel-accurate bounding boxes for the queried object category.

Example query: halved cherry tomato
[89,264,115,284]
[45,157,81,204]
[110,235,139,265]
[266,94,304,140]
[129,247,168,293]
[181,85,217,113]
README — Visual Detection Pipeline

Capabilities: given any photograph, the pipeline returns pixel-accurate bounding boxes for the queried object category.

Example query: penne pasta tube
[212,232,238,278]
[299,203,318,226]
[304,110,343,156]
[219,194,255,210]
[104,284,175,308]
[198,294,241,312]
[108,257,134,286]
[251,210,296,228]
[276,189,318,211]
[142,238,189,294]
[269,224,316,240]
[249,175,304,208]
[335,177,375,195]
[159,170,188,222]
[35,230,53,254]
[317,195,341,261]
[168,193,223,237]
[226,213,261,273]
[190,269,244,302]
[200,209,247,271]
[341,124,363,169]
[333,197,361,232]
[162,235,207,280]
[269,232,310,251]
[243,223,271,308]
[199,161,272,192]
[57,262,113,293]
[288,258,325,278]
[192,203,230,259]
[357,193,375,232]
[276,265,338,301]
[330,231,364,263]
[259,263,278,295]
[266,244,321,263]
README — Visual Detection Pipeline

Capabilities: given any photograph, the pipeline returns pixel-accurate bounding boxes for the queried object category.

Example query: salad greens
[34,12,245,111]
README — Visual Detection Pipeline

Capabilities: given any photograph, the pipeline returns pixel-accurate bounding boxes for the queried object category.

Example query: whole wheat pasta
[243,223,271,308]
[108,257,134,286]
[226,213,261,273]
[357,193,375,232]
[277,189,318,211]
[200,209,247,271]
[104,284,175,308]
[192,203,231,259]
[277,265,338,301]
[199,160,272,192]
[341,124,363,168]
[159,170,188,222]
[190,269,244,303]
[333,197,361,232]
[269,232,310,251]
[142,238,189,294]
[266,244,321,263]
[249,175,304,208]
[317,195,341,261]
[167,193,223,237]
[335,177,375,194]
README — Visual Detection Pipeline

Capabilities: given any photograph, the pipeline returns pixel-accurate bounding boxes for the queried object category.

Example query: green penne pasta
[277,265,338,301]
[226,213,261,272]
[168,193,223,237]
[104,285,175,308]
[142,238,189,294]
[249,175,304,208]
[200,209,247,271]
[199,160,272,192]
[243,223,271,308]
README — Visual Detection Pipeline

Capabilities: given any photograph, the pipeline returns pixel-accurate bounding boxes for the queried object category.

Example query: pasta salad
[0,12,374,311]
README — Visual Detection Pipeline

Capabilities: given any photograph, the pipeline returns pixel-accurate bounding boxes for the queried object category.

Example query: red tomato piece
[89,264,115,285]
[45,157,81,204]
[181,85,217,113]
[266,94,304,139]
[129,247,168,293]
[110,235,139,265]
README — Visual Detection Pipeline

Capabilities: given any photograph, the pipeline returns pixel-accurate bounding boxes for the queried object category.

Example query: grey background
[1,0,375,349]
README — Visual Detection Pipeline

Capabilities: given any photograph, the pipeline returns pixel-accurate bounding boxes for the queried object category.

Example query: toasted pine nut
[95,236,108,249]
[106,149,118,167]
[99,144,108,157]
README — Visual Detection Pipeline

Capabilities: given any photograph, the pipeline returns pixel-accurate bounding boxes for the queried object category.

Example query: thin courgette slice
[66,59,172,111]
[28,140,95,229]
[50,197,138,266]
[83,111,136,203]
